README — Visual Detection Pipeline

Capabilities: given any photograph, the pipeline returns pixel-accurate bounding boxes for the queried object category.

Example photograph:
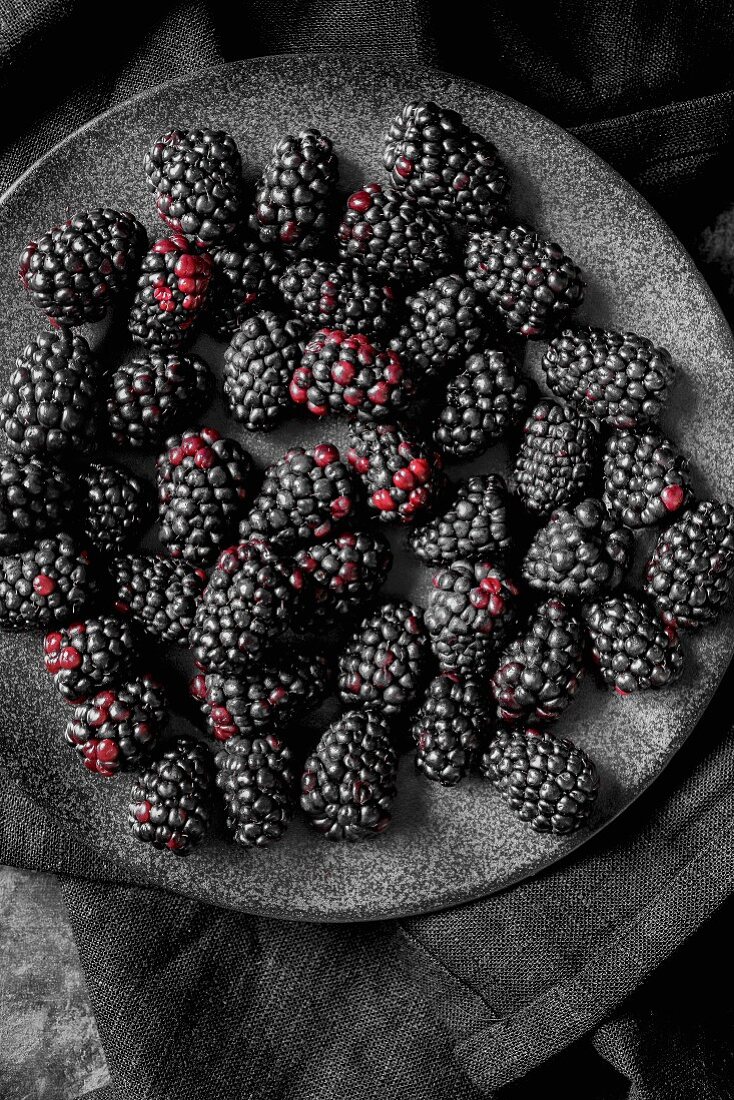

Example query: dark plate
[1,56,732,923]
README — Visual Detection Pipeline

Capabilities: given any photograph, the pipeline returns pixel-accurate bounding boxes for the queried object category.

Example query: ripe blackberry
[543,327,675,428]
[111,554,207,646]
[337,600,429,716]
[0,533,95,631]
[434,349,529,459]
[19,208,146,327]
[128,735,212,855]
[279,258,398,336]
[465,224,584,339]
[603,429,690,528]
[513,400,597,518]
[491,598,584,724]
[291,329,410,421]
[644,499,734,629]
[522,499,633,601]
[0,454,74,551]
[425,559,519,676]
[409,474,511,566]
[239,443,356,549]
[384,101,509,231]
[480,727,599,835]
[389,273,487,384]
[129,235,212,352]
[191,652,329,742]
[156,428,252,566]
[215,733,294,848]
[144,128,244,246]
[295,529,392,618]
[81,463,150,557]
[189,539,302,674]
[65,674,167,777]
[1,330,98,456]
[223,311,306,432]
[346,421,445,524]
[412,672,488,786]
[43,614,136,703]
[301,710,398,841]
[337,182,453,286]
[584,592,684,694]
[107,351,213,450]
[250,128,338,254]
[207,239,283,339]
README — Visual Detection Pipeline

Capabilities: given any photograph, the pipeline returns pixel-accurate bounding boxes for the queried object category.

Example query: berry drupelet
[513,399,597,518]
[107,351,213,450]
[389,273,487,385]
[346,421,445,524]
[291,329,410,421]
[644,499,734,629]
[337,600,429,717]
[480,727,599,835]
[0,454,75,552]
[584,592,684,694]
[43,614,136,703]
[250,128,338,254]
[128,735,212,855]
[279,258,399,337]
[425,559,519,677]
[465,224,585,339]
[1,330,98,456]
[409,474,512,567]
[129,235,212,352]
[156,428,252,566]
[111,554,207,647]
[412,672,488,786]
[603,428,690,529]
[223,311,306,432]
[301,710,398,842]
[0,533,95,631]
[19,208,146,327]
[295,529,392,618]
[215,733,295,848]
[65,674,167,777]
[433,348,530,459]
[80,463,150,557]
[207,238,283,339]
[491,598,584,724]
[542,327,675,428]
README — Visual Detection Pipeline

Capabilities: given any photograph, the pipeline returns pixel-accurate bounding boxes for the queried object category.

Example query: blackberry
[0,533,94,631]
[522,499,633,601]
[223,311,306,432]
[1,330,98,456]
[384,101,509,231]
[465,224,584,339]
[644,499,734,629]
[250,128,338,254]
[425,559,519,676]
[192,651,329,742]
[128,735,212,854]
[207,239,283,339]
[156,428,252,566]
[412,672,488,785]
[434,349,529,459]
[337,182,453,286]
[603,429,690,528]
[239,443,356,549]
[80,463,150,557]
[389,273,487,385]
[107,351,213,450]
[111,554,207,646]
[43,614,136,703]
[129,235,212,352]
[584,592,684,694]
[346,421,445,524]
[0,454,75,551]
[279,258,398,336]
[543,327,675,428]
[291,329,410,421]
[19,208,146,327]
[513,400,597,518]
[189,539,302,674]
[215,733,294,848]
[480,727,599,835]
[491,598,584,724]
[337,600,429,716]
[65,674,167,777]
[144,128,244,246]
[301,710,398,841]
[409,474,511,566]
[295,529,392,618]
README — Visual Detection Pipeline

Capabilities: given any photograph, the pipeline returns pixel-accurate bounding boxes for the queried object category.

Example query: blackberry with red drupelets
[295,529,392,619]
[129,235,212,352]
[0,533,95,631]
[337,600,429,717]
[43,614,137,704]
[409,474,512,566]
[602,428,690,528]
[107,351,213,450]
[346,421,445,524]
[65,674,167,777]
[128,735,212,854]
[291,329,410,421]
[412,672,489,786]
[250,128,338,254]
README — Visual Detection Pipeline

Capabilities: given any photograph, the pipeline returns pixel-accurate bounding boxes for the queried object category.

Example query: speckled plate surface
[1,55,733,923]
